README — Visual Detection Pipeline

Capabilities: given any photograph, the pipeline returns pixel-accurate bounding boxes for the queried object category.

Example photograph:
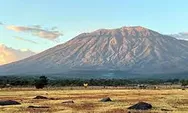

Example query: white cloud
[0,44,36,65]
[6,25,63,41]
[14,36,38,44]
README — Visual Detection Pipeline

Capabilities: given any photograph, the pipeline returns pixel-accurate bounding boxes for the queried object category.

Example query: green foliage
[180,79,188,86]
[0,76,186,88]
[35,76,48,89]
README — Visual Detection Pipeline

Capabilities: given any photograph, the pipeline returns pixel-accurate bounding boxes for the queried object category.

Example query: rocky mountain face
[0,44,35,65]
[1,26,188,78]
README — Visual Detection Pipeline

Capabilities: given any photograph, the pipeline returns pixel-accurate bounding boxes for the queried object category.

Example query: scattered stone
[62,100,74,104]
[28,105,49,108]
[100,97,112,102]
[127,102,152,110]
[33,96,48,99]
[0,100,21,106]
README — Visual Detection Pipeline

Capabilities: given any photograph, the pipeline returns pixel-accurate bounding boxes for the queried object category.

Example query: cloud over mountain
[6,25,63,41]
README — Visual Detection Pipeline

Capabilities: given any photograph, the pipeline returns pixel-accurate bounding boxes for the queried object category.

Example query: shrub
[35,76,48,89]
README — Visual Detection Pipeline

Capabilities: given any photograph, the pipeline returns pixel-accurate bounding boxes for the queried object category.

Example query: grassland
[0,87,188,113]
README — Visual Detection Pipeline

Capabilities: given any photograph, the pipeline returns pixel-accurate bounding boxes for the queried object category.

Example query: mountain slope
[1,26,188,78]
[170,32,188,41]
[0,44,35,65]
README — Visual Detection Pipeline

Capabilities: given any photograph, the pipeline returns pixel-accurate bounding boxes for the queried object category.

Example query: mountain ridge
[1,26,188,78]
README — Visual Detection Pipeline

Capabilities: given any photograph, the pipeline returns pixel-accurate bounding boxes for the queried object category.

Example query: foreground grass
[0,87,188,113]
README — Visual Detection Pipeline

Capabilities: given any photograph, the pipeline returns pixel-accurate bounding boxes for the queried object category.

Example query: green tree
[180,79,188,87]
[35,76,48,89]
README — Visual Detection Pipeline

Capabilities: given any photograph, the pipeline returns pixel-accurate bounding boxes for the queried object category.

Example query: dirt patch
[26,108,52,113]
[105,109,159,113]
[176,99,188,105]
[53,95,108,100]
[103,108,128,113]
[161,108,173,111]
[62,102,98,111]
[117,98,153,103]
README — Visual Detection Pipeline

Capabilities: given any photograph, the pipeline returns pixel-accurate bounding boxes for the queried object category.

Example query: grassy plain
[0,87,188,113]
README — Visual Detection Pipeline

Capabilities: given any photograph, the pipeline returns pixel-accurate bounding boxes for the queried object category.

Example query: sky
[1,0,188,53]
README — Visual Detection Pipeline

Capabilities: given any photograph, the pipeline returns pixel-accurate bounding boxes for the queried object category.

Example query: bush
[180,79,188,87]
[35,76,48,89]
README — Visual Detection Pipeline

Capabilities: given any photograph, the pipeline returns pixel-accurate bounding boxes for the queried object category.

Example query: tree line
[0,76,187,89]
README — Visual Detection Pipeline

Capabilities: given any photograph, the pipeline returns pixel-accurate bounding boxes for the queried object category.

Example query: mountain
[0,44,35,65]
[1,26,188,78]
[170,32,188,41]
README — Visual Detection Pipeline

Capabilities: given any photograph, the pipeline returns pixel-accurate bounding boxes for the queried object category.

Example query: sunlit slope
[1,26,188,77]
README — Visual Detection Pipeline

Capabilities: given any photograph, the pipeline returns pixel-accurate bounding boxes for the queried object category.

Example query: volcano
[1,26,188,78]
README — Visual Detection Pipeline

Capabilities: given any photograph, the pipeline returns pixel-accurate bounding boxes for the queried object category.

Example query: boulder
[33,96,48,99]
[100,97,112,102]
[0,100,21,106]
[128,102,152,110]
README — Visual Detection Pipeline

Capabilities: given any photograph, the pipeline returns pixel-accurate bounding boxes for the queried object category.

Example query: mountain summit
[1,26,188,78]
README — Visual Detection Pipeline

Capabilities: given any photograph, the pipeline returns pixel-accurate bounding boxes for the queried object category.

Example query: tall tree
[35,76,48,89]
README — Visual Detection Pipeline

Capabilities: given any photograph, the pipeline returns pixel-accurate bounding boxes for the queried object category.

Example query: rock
[100,97,112,102]
[128,102,152,110]
[33,96,48,99]
[0,100,21,106]
[62,100,74,104]
[28,105,49,108]
[182,88,185,90]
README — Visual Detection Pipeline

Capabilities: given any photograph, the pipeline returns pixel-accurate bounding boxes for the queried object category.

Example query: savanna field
[0,87,188,113]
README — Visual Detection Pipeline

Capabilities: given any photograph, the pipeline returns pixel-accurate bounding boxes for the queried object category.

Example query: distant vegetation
[180,79,188,87]
[34,76,48,89]
[0,76,187,88]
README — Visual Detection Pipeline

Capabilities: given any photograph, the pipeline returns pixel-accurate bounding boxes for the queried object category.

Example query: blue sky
[1,0,188,52]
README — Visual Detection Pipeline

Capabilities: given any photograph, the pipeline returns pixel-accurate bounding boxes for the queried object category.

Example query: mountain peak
[120,26,149,32]
[93,26,147,32]
[1,26,188,77]
[121,25,146,29]
[89,26,160,38]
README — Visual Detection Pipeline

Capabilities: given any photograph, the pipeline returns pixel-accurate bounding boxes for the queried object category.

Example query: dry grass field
[0,87,188,113]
